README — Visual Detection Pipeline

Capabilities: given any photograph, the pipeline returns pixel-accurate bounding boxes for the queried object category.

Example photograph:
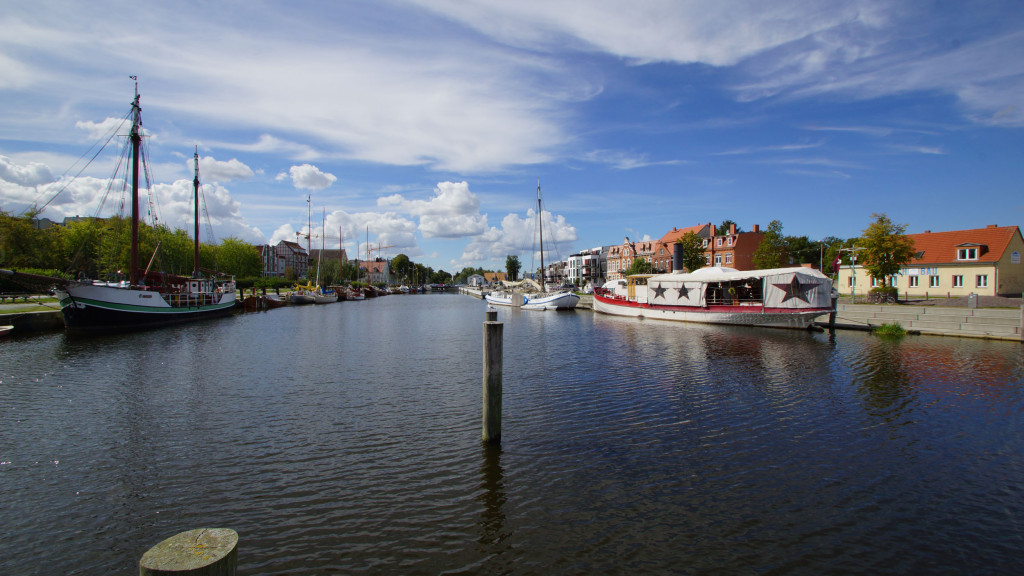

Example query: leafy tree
[624,256,655,275]
[213,237,261,277]
[505,254,521,281]
[785,235,815,265]
[860,213,916,287]
[752,219,789,269]
[391,253,412,281]
[674,232,706,272]
[0,209,61,269]
[430,269,453,284]
[717,220,741,235]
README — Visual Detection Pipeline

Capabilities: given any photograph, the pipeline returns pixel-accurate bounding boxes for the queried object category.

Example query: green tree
[214,237,262,277]
[860,213,916,287]
[0,209,61,269]
[391,253,412,281]
[431,269,453,284]
[752,220,789,269]
[717,220,741,235]
[505,254,521,281]
[785,235,815,265]
[624,256,655,275]
[674,232,707,272]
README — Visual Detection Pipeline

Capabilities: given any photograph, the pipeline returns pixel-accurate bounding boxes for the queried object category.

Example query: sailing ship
[485,182,580,311]
[56,83,237,332]
[593,265,834,329]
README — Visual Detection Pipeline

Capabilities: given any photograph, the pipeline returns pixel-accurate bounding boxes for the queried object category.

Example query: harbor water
[2,294,1023,574]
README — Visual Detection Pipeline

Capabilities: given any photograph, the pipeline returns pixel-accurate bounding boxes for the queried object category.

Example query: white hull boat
[593,266,834,329]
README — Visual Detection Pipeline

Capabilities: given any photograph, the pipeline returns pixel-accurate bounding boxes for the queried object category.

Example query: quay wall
[820,303,1023,341]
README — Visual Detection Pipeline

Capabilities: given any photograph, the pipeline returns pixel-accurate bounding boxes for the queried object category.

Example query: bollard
[828,293,838,332]
[140,528,238,576]
[482,307,503,444]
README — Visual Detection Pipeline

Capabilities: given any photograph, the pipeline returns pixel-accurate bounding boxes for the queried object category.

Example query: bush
[873,322,907,337]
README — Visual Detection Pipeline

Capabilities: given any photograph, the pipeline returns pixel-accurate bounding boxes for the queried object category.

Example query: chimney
[752,224,760,233]
[729,223,736,235]
[987,224,998,229]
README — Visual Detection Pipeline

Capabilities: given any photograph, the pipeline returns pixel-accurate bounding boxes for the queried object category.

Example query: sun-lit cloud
[278,164,337,190]
[379,181,488,238]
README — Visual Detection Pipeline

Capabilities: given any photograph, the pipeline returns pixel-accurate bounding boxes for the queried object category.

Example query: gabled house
[608,236,656,280]
[705,223,764,271]
[256,240,309,278]
[483,272,507,285]
[838,224,1024,297]
[651,224,713,273]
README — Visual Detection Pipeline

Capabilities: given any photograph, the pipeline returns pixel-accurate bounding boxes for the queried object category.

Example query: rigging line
[36,110,132,213]
[94,133,132,218]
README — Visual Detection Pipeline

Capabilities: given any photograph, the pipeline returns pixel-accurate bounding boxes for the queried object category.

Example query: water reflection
[3,298,1024,574]
[477,445,507,548]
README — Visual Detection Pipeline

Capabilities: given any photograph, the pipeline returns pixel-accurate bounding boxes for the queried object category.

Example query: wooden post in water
[482,307,503,444]
[139,528,237,576]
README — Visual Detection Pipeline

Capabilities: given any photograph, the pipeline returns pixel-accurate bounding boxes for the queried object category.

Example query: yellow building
[837,225,1024,298]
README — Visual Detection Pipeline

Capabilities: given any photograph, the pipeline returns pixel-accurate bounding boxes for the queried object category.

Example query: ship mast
[129,77,141,286]
[193,147,201,278]
[537,180,544,292]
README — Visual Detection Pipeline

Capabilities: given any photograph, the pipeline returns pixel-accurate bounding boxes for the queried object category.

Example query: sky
[2,0,1023,274]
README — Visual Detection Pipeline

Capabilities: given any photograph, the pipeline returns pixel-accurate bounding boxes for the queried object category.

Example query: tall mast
[537,179,544,292]
[193,147,201,278]
[129,78,141,286]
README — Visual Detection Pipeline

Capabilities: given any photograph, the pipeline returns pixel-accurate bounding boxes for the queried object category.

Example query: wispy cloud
[580,149,686,170]
[712,142,823,156]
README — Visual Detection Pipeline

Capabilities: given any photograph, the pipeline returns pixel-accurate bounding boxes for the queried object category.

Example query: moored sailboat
[485,182,579,311]
[55,82,237,332]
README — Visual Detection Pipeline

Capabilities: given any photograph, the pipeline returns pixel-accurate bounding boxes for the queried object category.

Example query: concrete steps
[825,303,1022,340]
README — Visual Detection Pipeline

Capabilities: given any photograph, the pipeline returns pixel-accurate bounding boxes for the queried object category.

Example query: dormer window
[957,248,978,260]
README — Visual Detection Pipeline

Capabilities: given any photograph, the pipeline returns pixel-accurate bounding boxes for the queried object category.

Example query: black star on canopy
[652,283,667,299]
[675,284,690,300]
[772,276,814,303]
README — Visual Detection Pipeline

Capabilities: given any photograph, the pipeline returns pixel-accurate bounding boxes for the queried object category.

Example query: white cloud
[74,117,131,142]
[285,164,337,190]
[0,155,56,186]
[197,156,254,182]
[460,205,577,264]
[378,181,488,239]
[269,223,297,246]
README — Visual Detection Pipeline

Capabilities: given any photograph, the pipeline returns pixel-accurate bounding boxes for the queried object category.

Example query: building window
[727,236,734,246]
[704,254,711,265]
[909,276,919,288]
[976,275,988,288]
[716,238,723,247]
[725,253,733,264]
[848,276,855,287]
[957,248,978,260]
[871,277,879,287]
[929,275,939,287]
[714,254,722,266]
[1013,251,1021,264]
[953,275,963,287]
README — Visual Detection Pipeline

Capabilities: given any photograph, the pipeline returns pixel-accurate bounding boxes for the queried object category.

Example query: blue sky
[1,0,1022,274]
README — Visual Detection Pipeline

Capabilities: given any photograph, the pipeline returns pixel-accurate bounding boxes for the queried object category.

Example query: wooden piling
[139,528,237,576]
[482,308,503,444]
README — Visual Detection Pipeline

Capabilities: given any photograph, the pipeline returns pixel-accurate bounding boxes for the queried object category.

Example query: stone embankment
[822,302,1023,341]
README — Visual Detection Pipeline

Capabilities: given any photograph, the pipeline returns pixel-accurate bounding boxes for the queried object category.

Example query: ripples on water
[2,295,1023,574]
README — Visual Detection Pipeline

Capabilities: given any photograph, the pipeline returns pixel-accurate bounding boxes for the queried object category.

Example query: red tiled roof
[908,225,1020,264]
[657,224,709,244]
